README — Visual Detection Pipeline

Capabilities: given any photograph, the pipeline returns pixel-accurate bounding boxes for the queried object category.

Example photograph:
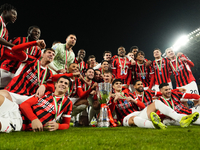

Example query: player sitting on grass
[0,75,72,133]
[20,75,72,132]
[158,83,200,125]
[109,79,199,129]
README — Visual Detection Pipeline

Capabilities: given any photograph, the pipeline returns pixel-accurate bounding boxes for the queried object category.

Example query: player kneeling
[0,76,72,133]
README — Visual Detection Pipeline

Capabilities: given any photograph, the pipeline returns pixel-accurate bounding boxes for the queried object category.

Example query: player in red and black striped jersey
[20,76,73,131]
[132,80,162,108]
[74,49,86,75]
[1,26,41,73]
[0,4,17,57]
[0,26,42,88]
[109,79,144,124]
[133,51,151,89]
[158,83,200,125]
[110,79,198,128]
[165,48,199,98]
[0,47,54,104]
[149,48,173,91]
[112,46,132,88]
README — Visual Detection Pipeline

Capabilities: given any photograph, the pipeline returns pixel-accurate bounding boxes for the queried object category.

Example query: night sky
[3,0,200,62]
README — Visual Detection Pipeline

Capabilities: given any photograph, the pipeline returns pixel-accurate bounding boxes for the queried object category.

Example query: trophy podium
[96,83,117,127]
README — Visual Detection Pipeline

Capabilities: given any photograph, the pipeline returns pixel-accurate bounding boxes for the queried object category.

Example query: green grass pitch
[1,125,200,150]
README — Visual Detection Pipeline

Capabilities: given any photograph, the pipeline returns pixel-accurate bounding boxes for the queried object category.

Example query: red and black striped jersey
[132,90,156,108]
[68,78,82,98]
[74,57,86,75]
[20,91,73,131]
[5,59,53,96]
[158,91,192,115]
[132,61,151,87]
[169,54,195,87]
[0,37,41,73]
[0,16,9,58]
[112,56,132,85]
[150,58,172,85]
[109,91,139,124]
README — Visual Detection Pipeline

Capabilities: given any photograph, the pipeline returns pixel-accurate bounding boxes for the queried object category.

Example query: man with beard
[112,46,132,88]
[0,25,42,88]
[49,34,76,74]
[93,69,102,83]
[158,83,200,125]
[74,49,86,75]
[109,79,199,129]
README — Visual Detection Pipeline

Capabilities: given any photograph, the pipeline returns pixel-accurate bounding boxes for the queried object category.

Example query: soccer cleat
[150,112,167,130]
[180,112,199,127]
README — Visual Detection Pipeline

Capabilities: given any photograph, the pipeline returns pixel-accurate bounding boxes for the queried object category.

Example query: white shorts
[69,97,80,105]
[0,97,22,133]
[152,82,173,91]
[191,105,200,114]
[0,69,14,88]
[9,92,33,104]
[178,81,199,101]
[123,107,148,127]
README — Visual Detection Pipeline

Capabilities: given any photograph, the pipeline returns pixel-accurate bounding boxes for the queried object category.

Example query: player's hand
[126,96,135,102]
[124,84,129,89]
[131,59,136,65]
[113,92,121,103]
[90,90,96,95]
[36,40,46,49]
[44,121,59,131]
[73,72,80,77]
[57,69,66,74]
[145,60,152,67]
[91,82,98,89]
[32,119,43,132]
[180,57,187,62]
[35,84,46,98]
[177,52,183,57]
[178,88,186,93]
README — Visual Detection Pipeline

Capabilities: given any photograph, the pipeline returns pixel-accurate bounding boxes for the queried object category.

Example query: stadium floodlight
[171,35,189,51]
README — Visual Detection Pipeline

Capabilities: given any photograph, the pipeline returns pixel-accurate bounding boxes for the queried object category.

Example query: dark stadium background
[3,0,200,86]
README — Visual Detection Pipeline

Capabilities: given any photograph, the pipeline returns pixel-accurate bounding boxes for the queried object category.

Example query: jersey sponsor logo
[38,98,54,113]
[26,69,38,85]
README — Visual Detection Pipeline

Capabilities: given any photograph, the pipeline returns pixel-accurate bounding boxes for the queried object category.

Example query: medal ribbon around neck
[84,77,92,91]
[79,61,84,72]
[37,60,48,86]
[64,49,71,69]
[118,57,126,74]
[170,56,179,74]
[162,96,175,110]
[26,37,35,55]
[137,62,145,77]
[0,17,6,38]
[135,91,144,103]
[53,95,64,120]
[155,58,163,73]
